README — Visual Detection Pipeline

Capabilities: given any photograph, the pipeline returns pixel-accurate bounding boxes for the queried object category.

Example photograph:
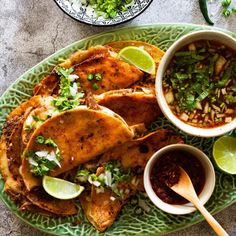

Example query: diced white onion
[180,112,189,122]
[68,74,79,82]
[188,43,196,51]
[28,157,38,166]
[215,56,227,75]
[35,150,49,158]
[221,88,226,95]
[211,110,215,121]
[165,90,174,104]
[110,196,116,201]
[204,102,209,114]
[196,102,202,110]
[88,176,101,187]
[212,104,221,112]
[70,83,78,97]
[105,171,112,187]
[25,115,34,126]
[47,151,61,167]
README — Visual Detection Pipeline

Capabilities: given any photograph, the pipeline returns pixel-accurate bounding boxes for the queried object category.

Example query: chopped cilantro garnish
[53,67,84,112]
[35,135,58,148]
[56,67,74,79]
[76,160,131,197]
[88,0,132,18]
[27,136,61,176]
[77,169,90,177]
[52,97,80,112]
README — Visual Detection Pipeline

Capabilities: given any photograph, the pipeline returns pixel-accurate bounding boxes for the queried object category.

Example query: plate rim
[53,0,154,26]
[0,23,236,236]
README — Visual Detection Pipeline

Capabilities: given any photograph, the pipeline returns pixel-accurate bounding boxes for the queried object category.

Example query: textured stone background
[0,0,236,235]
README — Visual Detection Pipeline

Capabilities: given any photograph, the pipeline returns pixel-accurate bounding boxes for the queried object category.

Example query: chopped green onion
[196,91,209,102]
[87,74,94,81]
[94,73,102,81]
[222,9,231,17]
[221,0,231,7]
[36,135,45,144]
[92,83,99,90]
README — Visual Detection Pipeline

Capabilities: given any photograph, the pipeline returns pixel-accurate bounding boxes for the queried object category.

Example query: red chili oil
[150,150,205,205]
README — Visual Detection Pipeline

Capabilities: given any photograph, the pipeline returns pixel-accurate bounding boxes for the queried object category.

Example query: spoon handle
[193,197,228,236]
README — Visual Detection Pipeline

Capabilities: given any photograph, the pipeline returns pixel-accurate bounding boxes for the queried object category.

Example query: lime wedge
[43,176,84,200]
[213,136,236,174]
[118,46,156,75]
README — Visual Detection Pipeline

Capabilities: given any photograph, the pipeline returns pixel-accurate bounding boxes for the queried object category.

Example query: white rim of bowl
[155,30,236,137]
[144,144,216,215]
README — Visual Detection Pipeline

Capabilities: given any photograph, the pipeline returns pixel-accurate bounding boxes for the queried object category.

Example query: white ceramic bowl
[156,30,236,137]
[144,144,215,215]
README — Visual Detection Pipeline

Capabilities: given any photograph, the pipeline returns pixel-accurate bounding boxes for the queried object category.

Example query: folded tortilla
[21,106,134,191]
[95,88,162,126]
[80,129,184,232]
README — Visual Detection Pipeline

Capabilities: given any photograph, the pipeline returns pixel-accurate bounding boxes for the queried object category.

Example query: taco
[21,106,134,191]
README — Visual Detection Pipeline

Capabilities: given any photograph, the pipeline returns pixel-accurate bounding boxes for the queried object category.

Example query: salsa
[163,40,236,128]
[150,150,205,205]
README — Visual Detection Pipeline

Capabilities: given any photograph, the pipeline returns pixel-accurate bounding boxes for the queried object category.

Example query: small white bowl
[156,30,236,137]
[144,144,215,215]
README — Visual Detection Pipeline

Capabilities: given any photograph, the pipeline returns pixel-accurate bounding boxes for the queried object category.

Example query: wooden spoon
[170,167,228,236]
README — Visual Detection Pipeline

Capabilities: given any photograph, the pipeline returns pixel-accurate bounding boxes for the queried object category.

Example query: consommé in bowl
[156,30,236,137]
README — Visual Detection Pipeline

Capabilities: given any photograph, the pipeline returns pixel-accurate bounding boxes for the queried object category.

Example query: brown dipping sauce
[150,150,205,205]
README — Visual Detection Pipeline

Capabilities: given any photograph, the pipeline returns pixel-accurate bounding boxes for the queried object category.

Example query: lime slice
[118,46,156,75]
[213,136,236,174]
[43,176,84,200]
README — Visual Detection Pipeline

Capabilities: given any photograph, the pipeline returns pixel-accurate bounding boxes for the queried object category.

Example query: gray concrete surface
[0,0,236,235]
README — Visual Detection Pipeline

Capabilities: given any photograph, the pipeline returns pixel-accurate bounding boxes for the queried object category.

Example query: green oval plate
[0,24,236,236]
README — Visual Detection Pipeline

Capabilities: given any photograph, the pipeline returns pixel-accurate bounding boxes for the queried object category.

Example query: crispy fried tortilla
[3,96,43,174]
[100,129,184,169]
[106,40,164,65]
[21,96,57,148]
[80,189,123,232]
[95,88,162,126]
[34,46,110,96]
[0,137,25,199]
[80,129,184,232]
[34,45,144,96]
[0,96,78,216]
[106,40,164,91]
[72,54,143,94]
[27,188,77,216]
[21,106,134,191]
[0,96,45,199]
